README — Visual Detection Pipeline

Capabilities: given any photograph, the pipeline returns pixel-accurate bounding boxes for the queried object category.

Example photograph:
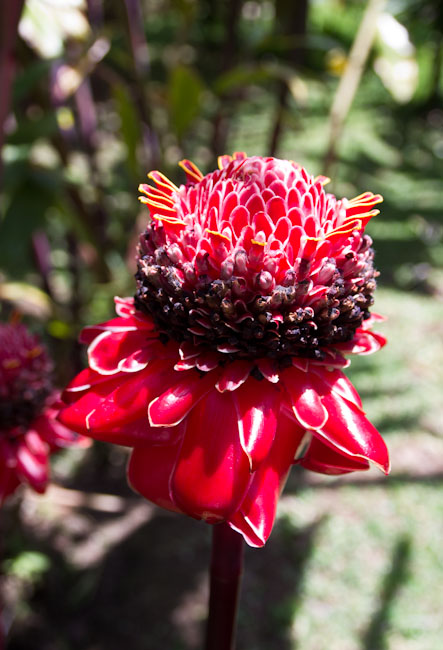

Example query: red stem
[205,523,244,650]
[0,511,4,650]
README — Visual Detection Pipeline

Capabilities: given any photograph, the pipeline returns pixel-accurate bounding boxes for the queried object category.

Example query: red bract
[59,153,389,547]
[0,322,89,504]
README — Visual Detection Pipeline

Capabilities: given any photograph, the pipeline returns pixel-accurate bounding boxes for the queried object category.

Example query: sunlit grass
[264,287,443,650]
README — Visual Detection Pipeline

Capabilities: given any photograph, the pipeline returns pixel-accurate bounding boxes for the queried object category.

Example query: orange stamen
[2,359,20,370]
[179,159,204,182]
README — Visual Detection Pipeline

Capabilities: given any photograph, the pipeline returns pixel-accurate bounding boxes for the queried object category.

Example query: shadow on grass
[286,466,443,495]
[7,512,211,650]
[361,535,412,650]
[6,500,324,650]
[373,411,423,436]
[238,515,324,650]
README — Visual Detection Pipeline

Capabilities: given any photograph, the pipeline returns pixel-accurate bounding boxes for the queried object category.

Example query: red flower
[0,322,88,504]
[59,153,389,546]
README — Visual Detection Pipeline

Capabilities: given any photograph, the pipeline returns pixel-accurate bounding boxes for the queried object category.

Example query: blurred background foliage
[1,1,443,649]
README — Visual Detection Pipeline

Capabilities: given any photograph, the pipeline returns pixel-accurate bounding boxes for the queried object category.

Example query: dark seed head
[134,228,379,363]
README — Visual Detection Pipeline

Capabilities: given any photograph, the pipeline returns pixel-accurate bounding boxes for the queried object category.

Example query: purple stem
[124,0,150,77]
[86,0,104,29]
[205,523,244,650]
[123,0,160,168]
[0,0,25,186]
[75,79,98,148]
[32,230,54,299]
[268,0,309,157]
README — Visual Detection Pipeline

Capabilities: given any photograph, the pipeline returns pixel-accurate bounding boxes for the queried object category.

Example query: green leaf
[0,181,54,276]
[113,84,142,179]
[168,65,203,138]
[214,64,274,96]
[213,62,297,96]
[13,59,51,103]
[3,551,50,582]
[7,112,59,146]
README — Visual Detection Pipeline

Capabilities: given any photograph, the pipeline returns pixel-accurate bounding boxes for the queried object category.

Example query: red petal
[23,430,48,456]
[16,439,48,493]
[233,379,280,471]
[266,196,286,223]
[256,358,279,383]
[62,367,124,403]
[195,350,221,372]
[311,366,363,410]
[179,341,201,360]
[252,211,274,238]
[171,390,251,522]
[0,464,20,504]
[79,314,155,345]
[59,373,125,432]
[117,346,154,372]
[215,360,252,392]
[128,442,183,513]
[312,353,350,369]
[316,393,390,473]
[246,194,266,217]
[229,414,304,547]
[88,362,176,431]
[114,296,136,317]
[59,361,176,434]
[174,359,197,371]
[335,330,386,355]
[291,358,309,372]
[297,436,370,474]
[34,414,90,449]
[88,330,156,375]
[148,370,219,427]
[230,205,249,238]
[83,418,182,447]
[0,442,21,503]
[361,313,386,329]
[282,367,328,430]
[273,217,291,244]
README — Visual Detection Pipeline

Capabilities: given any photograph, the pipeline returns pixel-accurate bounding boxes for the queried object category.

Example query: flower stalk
[205,523,244,650]
[0,511,3,650]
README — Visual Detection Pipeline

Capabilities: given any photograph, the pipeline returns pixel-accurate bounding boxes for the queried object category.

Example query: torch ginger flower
[59,153,389,547]
[0,322,88,503]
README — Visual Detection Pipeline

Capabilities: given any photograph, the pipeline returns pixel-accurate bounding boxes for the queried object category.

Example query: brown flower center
[0,325,53,434]
[134,235,378,362]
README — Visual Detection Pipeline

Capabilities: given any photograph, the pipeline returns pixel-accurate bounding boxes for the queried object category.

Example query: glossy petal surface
[233,379,280,471]
[229,415,304,546]
[128,438,183,513]
[171,390,251,522]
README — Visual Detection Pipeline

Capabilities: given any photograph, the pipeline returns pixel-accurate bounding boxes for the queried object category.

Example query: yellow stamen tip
[26,346,43,359]
[251,239,266,247]
[2,359,20,370]
[205,229,231,242]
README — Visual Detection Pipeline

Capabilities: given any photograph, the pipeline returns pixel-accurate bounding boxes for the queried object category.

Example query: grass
[267,286,443,650]
[278,483,443,650]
